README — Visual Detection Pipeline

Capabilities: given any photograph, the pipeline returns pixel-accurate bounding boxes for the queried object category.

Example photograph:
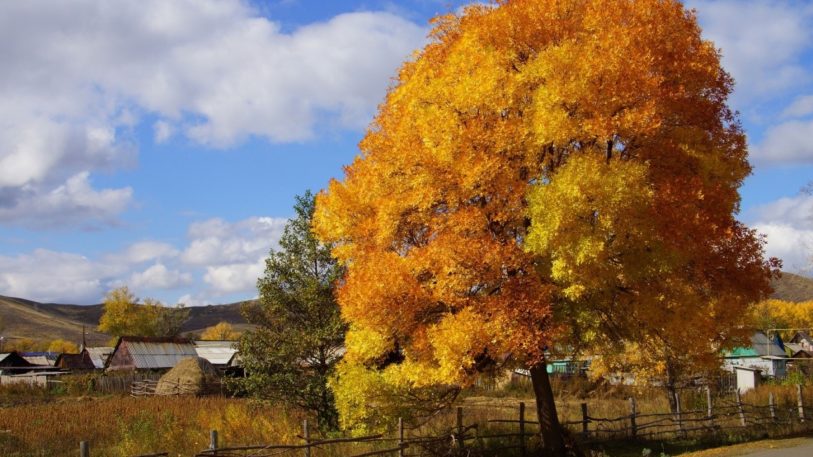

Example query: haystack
[156,356,221,396]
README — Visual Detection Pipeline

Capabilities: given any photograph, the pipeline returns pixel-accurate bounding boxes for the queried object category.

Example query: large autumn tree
[314,0,776,453]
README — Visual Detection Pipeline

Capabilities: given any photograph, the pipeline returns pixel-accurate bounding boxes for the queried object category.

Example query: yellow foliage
[98,286,188,338]
[749,299,813,334]
[314,0,777,431]
[200,322,240,341]
[46,339,79,354]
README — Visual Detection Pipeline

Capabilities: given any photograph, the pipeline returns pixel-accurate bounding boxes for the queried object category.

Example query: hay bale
[155,356,221,396]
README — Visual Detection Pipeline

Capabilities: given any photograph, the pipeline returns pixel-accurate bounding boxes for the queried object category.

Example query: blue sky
[0,0,811,306]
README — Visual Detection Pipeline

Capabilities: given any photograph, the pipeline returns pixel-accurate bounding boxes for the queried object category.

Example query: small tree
[47,339,80,354]
[236,191,346,430]
[98,286,189,339]
[200,322,240,340]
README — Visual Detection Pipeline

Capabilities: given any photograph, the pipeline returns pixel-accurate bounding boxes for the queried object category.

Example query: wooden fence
[74,384,813,457]
[94,373,163,394]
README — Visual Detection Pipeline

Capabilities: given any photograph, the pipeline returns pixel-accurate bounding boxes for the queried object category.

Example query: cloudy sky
[0,0,811,306]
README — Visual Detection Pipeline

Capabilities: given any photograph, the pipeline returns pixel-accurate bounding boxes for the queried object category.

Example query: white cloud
[750,194,813,274]
[181,217,287,266]
[203,259,265,294]
[153,120,174,143]
[176,293,212,307]
[687,1,813,166]
[0,0,425,226]
[755,223,813,273]
[182,216,286,295]
[751,119,813,164]
[782,95,813,119]
[0,172,133,229]
[114,241,180,264]
[129,263,192,289]
[0,213,286,303]
[690,0,813,104]
[0,249,126,303]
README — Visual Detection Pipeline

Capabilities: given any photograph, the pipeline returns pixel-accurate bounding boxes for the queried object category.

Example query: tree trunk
[664,361,678,415]
[530,361,566,456]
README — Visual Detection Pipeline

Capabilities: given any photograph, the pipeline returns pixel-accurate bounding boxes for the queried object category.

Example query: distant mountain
[0,295,252,345]
[3,270,809,345]
[771,271,813,302]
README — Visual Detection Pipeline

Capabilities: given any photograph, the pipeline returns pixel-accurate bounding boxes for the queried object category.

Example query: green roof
[725,347,759,358]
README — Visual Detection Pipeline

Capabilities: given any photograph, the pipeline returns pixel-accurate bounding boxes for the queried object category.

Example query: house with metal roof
[55,351,96,371]
[723,331,787,378]
[0,352,35,375]
[84,347,114,369]
[193,341,238,368]
[105,337,197,372]
[789,331,813,351]
[20,352,59,367]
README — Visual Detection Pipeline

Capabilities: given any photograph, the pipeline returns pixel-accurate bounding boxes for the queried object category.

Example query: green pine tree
[236,191,346,430]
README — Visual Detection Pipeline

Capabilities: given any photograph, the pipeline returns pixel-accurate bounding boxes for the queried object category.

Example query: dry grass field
[2,380,813,457]
[0,394,304,457]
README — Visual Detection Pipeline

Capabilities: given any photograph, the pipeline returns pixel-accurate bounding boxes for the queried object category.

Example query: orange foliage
[314,0,777,430]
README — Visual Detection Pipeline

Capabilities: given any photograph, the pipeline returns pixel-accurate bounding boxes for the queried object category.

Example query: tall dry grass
[2,379,812,456]
[0,395,303,457]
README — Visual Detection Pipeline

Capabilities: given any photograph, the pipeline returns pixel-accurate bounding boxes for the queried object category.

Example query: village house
[0,352,34,375]
[20,352,59,367]
[788,331,813,352]
[55,351,96,371]
[723,331,787,378]
[782,331,813,376]
[85,346,114,369]
[193,340,239,371]
[105,337,197,372]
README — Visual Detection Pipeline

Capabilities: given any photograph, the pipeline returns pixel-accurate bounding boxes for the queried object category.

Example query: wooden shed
[55,351,96,371]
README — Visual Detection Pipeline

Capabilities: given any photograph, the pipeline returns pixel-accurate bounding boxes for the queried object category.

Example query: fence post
[303,419,311,457]
[456,406,465,451]
[705,385,713,421]
[519,402,526,457]
[797,384,805,423]
[80,441,89,457]
[209,430,218,456]
[769,393,777,422]
[674,391,685,438]
[398,417,405,457]
[629,397,637,439]
[735,390,746,427]
[581,402,589,439]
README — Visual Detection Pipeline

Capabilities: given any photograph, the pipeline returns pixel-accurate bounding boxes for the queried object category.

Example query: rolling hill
[1,271,811,346]
[0,295,251,346]
[771,271,813,302]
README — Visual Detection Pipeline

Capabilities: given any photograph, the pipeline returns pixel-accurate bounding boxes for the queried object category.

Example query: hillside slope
[0,296,108,345]
[771,272,813,302]
[0,295,251,345]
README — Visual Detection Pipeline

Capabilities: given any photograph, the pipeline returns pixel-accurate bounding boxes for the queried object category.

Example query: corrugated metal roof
[125,340,197,369]
[21,353,59,366]
[750,332,787,357]
[725,332,787,358]
[85,347,114,369]
[193,341,238,366]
